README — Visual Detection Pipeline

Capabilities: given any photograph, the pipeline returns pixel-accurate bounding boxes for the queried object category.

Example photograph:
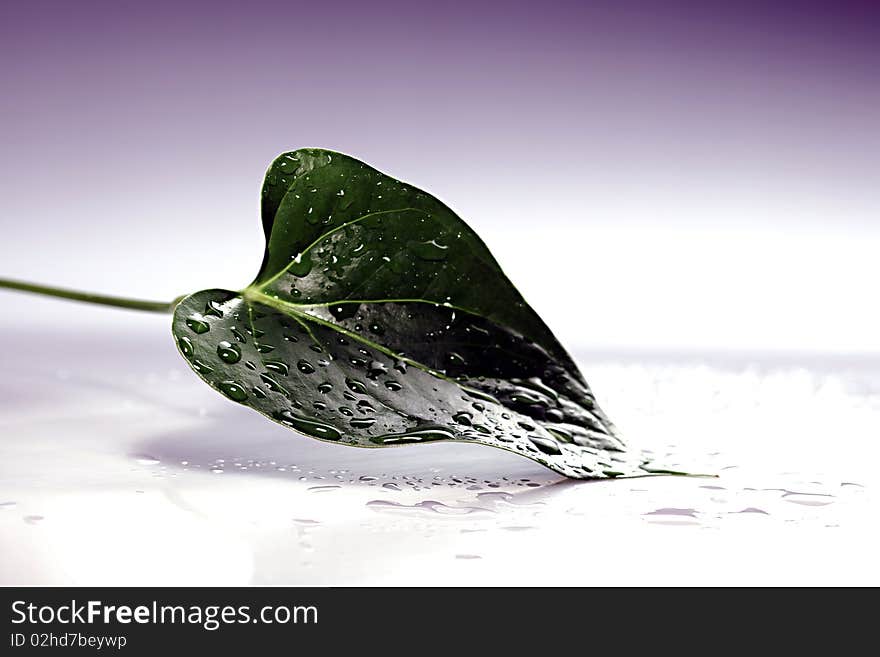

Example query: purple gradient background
[1,0,878,352]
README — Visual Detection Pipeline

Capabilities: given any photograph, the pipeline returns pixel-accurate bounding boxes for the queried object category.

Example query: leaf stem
[0,277,184,314]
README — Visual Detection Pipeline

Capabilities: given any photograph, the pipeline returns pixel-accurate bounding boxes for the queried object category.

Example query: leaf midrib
[241,289,502,406]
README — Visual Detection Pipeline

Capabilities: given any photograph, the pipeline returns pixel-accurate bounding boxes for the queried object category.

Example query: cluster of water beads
[129,450,555,494]
[202,322,628,473]
[60,445,872,535]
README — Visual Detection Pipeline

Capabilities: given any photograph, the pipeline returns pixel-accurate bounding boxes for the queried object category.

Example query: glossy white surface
[0,316,876,586]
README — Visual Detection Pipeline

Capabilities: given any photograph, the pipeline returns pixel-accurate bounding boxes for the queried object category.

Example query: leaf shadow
[133,405,617,502]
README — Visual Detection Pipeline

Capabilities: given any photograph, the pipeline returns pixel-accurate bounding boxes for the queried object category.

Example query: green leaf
[172,148,650,479]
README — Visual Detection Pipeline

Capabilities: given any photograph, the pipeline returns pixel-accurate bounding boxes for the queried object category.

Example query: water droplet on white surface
[308,485,341,493]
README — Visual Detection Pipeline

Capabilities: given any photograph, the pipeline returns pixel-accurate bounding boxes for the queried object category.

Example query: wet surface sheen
[0,324,877,585]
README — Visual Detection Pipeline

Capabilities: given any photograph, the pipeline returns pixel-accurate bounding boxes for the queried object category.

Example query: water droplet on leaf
[177,336,194,359]
[216,341,241,363]
[288,252,312,277]
[529,436,562,455]
[265,360,289,375]
[453,411,472,426]
[345,378,367,394]
[219,380,248,402]
[186,315,210,334]
[276,411,342,441]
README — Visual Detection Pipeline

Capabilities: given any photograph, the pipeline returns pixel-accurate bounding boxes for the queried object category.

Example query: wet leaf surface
[173,148,652,478]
